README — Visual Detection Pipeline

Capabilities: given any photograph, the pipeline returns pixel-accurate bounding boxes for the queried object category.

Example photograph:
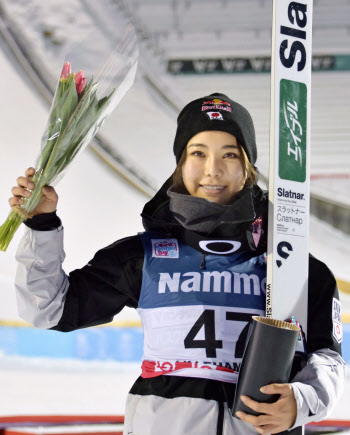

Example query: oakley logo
[199,240,241,255]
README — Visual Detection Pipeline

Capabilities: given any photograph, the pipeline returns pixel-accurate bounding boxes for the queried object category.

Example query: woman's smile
[199,184,226,198]
[200,185,225,190]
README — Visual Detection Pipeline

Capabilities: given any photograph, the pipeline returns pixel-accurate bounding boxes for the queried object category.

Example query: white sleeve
[290,348,346,429]
[15,226,69,329]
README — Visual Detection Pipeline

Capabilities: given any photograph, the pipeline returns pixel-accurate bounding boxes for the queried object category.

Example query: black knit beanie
[173,92,257,165]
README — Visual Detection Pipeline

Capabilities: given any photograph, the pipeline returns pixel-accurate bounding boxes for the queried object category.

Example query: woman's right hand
[9,167,59,216]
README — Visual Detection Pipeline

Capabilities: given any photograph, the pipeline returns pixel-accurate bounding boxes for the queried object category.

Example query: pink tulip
[74,70,87,95]
[60,62,71,79]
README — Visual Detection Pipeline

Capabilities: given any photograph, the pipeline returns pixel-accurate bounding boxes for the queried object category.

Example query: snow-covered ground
[0,357,140,416]
[0,0,349,429]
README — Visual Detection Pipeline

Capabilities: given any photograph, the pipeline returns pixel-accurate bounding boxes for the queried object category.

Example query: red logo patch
[206,111,223,120]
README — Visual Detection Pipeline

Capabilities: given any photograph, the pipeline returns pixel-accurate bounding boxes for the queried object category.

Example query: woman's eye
[191,151,205,157]
[224,153,239,158]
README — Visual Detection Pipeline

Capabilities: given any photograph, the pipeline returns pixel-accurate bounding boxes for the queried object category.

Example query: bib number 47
[184,309,254,358]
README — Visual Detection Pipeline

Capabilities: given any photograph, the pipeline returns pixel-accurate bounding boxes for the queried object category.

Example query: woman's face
[182,131,246,205]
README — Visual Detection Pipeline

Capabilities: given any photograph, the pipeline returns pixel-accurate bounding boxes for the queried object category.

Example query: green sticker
[279,79,307,182]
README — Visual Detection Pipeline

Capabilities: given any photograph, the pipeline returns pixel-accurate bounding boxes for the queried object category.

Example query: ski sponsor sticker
[152,239,179,258]
[279,79,307,182]
[332,297,343,343]
[206,111,224,121]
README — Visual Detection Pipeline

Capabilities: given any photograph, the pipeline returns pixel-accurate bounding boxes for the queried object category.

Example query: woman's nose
[204,156,222,177]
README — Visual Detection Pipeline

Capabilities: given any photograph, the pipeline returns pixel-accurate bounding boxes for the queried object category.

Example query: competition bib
[138,233,266,383]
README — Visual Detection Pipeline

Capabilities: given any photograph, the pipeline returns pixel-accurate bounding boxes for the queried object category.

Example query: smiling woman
[11,92,346,435]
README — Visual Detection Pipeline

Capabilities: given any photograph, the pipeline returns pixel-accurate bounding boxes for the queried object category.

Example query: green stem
[41,79,90,180]
[0,171,46,252]
[0,210,24,252]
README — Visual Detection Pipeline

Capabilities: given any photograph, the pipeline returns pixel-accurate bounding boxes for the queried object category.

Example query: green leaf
[40,78,116,184]
[37,74,78,171]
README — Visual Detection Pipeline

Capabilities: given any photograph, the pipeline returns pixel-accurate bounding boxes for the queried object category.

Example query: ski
[266,4,313,430]
[266,1,313,336]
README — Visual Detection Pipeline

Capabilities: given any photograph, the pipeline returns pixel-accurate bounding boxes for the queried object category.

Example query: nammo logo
[158,271,266,296]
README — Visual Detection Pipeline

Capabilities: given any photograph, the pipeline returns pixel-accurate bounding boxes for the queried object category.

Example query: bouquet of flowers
[0,25,138,251]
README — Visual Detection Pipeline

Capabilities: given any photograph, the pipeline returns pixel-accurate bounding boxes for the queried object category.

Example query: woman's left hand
[235,383,297,434]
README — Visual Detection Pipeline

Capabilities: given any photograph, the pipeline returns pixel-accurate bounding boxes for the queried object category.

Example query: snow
[0,356,140,416]
[0,0,349,428]
[311,175,350,207]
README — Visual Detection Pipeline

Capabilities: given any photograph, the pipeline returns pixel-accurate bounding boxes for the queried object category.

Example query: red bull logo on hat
[203,99,231,106]
[202,99,232,113]
[202,105,232,112]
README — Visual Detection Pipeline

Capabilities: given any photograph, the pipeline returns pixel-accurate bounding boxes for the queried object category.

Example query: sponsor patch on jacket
[250,216,263,248]
[152,239,179,258]
[206,111,223,121]
[332,297,343,343]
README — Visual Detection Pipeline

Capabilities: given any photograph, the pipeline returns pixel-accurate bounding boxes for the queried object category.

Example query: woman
[12,93,345,435]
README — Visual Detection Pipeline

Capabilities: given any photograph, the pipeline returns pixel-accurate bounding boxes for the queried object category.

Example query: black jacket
[20,182,344,433]
[24,182,341,356]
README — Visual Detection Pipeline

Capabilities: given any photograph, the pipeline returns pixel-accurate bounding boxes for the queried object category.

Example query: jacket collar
[167,184,256,235]
[141,177,267,255]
